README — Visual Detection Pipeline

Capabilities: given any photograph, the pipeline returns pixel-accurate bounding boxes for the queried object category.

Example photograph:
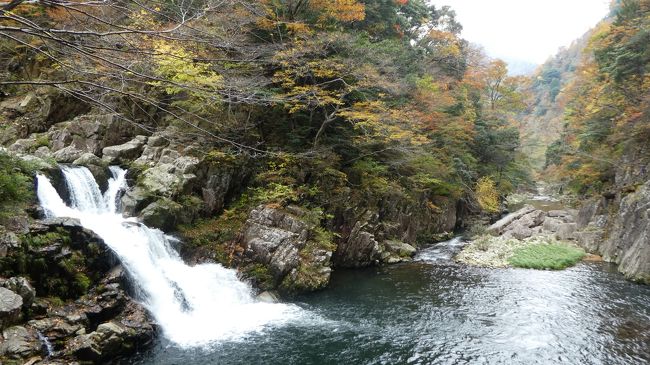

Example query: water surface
[129,240,650,365]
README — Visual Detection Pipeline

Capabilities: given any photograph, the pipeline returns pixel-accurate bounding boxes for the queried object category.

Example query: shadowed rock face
[577,182,650,284]
[242,205,333,292]
[0,217,156,364]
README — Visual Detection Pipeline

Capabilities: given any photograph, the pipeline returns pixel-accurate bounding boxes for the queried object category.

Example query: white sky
[431,0,611,66]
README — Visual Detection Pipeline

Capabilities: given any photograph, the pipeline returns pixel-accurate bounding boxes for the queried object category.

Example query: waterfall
[36,166,303,347]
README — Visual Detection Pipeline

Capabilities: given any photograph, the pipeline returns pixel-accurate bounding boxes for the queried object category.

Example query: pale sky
[431,0,611,71]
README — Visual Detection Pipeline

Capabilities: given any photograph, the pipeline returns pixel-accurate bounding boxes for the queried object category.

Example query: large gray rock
[488,205,536,235]
[0,277,35,307]
[334,213,382,268]
[242,206,334,291]
[73,152,103,166]
[0,326,41,359]
[380,240,417,264]
[555,223,578,241]
[243,206,308,280]
[500,209,546,240]
[53,145,84,163]
[65,301,154,362]
[102,136,145,164]
[0,288,23,329]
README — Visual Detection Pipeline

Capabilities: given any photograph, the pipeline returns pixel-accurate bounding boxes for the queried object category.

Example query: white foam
[36,166,305,347]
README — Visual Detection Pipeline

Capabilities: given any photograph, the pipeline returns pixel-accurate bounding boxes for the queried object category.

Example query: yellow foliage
[475,176,499,213]
[152,41,222,97]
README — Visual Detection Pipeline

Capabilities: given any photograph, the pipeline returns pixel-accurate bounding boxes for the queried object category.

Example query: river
[38,168,649,364]
[129,239,650,365]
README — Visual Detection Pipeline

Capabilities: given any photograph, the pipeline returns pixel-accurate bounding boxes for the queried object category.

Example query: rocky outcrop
[576,182,650,283]
[458,205,583,268]
[0,325,42,360]
[1,218,114,299]
[0,90,90,144]
[485,205,577,241]
[1,277,35,308]
[242,205,334,292]
[334,213,382,268]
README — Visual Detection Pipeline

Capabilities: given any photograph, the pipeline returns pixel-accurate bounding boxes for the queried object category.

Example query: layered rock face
[242,205,334,292]
[0,220,154,364]
[576,183,650,283]
[573,143,650,284]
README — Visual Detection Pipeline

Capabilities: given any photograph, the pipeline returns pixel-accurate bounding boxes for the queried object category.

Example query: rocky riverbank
[0,89,459,363]
[0,218,154,364]
[456,205,587,268]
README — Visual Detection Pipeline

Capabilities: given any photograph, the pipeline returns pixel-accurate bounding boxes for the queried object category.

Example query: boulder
[138,163,181,197]
[555,223,577,241]
[73,153,103,167]
[487,205,536,235]
[65,301,154,362]
[8,138,36,153]
[0,230,20,258]
[120,186,153,217]
[53,145,84,163]
[0,277,35,307]
[380,240,417,263]
[101,137,145,164]
[0,288,23,329]
[34,146,52,159]
[0,326,41,359]
[542,217,563,233]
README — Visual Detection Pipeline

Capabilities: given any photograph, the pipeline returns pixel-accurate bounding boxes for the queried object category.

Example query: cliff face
[576,143,650,283]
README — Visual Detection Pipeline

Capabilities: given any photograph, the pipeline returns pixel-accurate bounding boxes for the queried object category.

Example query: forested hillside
[543,0,650,193]
[0,0,530,270]
[528,0,650,284]
[2,1,650,364]
[519,31,591,170]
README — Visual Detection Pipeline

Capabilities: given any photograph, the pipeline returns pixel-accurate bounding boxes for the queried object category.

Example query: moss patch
[508,243,586,270]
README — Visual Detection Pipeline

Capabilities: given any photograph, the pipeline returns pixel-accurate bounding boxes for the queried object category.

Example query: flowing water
[130,239,650,365]
[36,167,306,347]
[37,168,650,364]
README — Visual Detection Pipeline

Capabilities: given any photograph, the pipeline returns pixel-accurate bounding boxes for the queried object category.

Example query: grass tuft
[508,243,586,270]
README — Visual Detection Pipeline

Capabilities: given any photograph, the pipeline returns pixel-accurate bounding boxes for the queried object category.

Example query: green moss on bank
[508,243,585,270]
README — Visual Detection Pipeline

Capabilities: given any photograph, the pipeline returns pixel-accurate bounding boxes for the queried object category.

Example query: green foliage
[242,264,274,291]
[21,229,71,248]
[0,152,35,217]
[508,243,586,270]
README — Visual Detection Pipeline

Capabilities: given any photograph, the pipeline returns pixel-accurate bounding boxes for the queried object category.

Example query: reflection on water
[129,240,650,365]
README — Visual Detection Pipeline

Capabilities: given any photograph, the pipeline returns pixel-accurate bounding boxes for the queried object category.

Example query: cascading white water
[36,166,304,347]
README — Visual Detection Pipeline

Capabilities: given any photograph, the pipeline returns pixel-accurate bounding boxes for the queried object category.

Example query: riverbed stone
[488,205,536,235]
[555,223,577,241]
[0,288,23,329]
[0,326,41,359]
[101,137,145,164]
[0,277,35,307]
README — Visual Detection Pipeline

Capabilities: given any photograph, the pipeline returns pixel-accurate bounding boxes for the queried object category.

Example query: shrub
[0,152,35,217]
[475,176,500,213]
[508,243,585,270]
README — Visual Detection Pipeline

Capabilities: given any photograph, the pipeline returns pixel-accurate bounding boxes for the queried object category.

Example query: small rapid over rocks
[36,166,304,347]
